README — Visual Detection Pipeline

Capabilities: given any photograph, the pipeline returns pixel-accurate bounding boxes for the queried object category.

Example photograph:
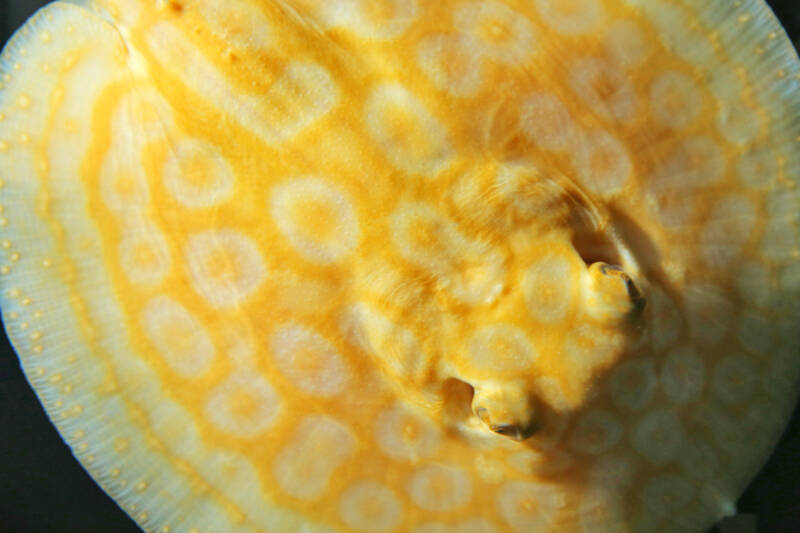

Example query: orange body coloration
[1,1,799,532]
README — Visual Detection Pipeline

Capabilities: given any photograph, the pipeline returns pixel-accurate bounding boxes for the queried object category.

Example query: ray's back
[1,1,799,533]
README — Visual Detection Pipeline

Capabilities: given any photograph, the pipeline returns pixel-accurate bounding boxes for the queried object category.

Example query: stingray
[1,1,799,532]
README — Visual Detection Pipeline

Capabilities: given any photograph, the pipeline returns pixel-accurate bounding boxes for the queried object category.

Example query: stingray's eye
[471,383,538,441]
[584,262,645,322]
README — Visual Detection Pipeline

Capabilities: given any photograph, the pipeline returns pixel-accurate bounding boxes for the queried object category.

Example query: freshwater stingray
[1,1,799,532]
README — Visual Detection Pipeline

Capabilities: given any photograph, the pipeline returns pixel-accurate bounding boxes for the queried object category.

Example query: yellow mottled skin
[1,1,799,532]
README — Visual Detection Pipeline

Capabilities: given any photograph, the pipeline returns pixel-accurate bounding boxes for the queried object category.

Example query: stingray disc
[1,1,799,532]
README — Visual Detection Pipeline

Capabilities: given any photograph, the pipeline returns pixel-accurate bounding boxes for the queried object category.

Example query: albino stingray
[1,1,799,532]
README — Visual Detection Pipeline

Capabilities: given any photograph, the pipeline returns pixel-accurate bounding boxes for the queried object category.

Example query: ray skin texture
[1,1,800,532]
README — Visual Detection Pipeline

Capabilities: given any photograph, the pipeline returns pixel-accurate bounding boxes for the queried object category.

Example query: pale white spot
[162,138,235,208]
[634,2,716,67]
[389,203,505,305]
[642,475,695,517]
[447,167,502,227]
[147,398,203,462]
[507,448,574,476]
[570,58,637,122]
[647,136,725,228]
[701,400,774,460]
[766,189,799,221]
[474,455,505,484]
[706,64,744,105]
[780,261,800,295]
[631,409,686,465]
[660,345,705,405]
[141,296,215,377]
[467,324,537,374]
[195,451,281,531]
[717,102,761,146]
[534,376,571,412]
[454,1,537,64]
[220,321,256,366]
[417,34,485,97]
[761,218,797,263]
[185,230,266,308]
[569,409,623,455]
[736,311,774,356]
[571,130,632,194]
[588,454,637,488]
[99,148,150,215]
[206,371,281,437]
[604,19,651,69]
[647,287,682,353]
[339,481,403,533]
[650,71,704,130]
[270,323,351,397]
[646,188,695,230]
[340,303,426,381]
[700,195,756,268]
[533,0,604,35]
[564,324,624,372]
[711,353,759,406]
[302,526,350,533]
[147,24,339,145]
[735,261,772,309]
[778,261,800,284]
[451,249,507,306]
[497,481,565,532]
[659,136,726,189]
[273,415,356,500]
[413,519,498,533]
[737,146,779,189]
[522,254,575,324]
[683,283,735,346]
[778,311,800,346]
[102,0,142,33]
[688,403,736,456]
[119,222,171,286]
[317,0,419,40]
[608,358,657,411]
[261,61,340,144]
[270,177,360,264]
[763,346,800,400]
[197,0,273,51]
[679,439,718,481]
[374,403,441,462]
[409,464,472,512]
[579,489,626,533]
[493,161,567,222]
[112,87,174,145]
[365,84,453,176]
[520,92,577,151]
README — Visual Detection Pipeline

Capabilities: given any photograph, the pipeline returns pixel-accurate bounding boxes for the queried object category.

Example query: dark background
[1,1,799,532]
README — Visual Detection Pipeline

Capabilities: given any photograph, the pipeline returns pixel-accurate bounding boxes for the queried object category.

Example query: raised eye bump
[598,262,646,314]
[470,382,539,441]
[585,261,646,322]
